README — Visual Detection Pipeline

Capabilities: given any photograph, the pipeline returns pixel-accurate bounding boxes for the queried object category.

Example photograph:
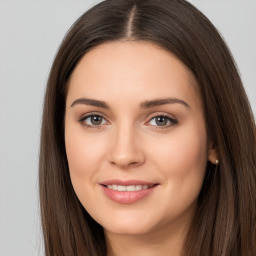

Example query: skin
[65,41,218,256]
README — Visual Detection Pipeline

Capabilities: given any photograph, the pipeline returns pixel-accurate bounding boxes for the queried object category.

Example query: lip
[100,179,156,186]
[100,179,159,204]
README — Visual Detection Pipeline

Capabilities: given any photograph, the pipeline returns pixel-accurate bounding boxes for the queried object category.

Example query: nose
[108,124,145,169]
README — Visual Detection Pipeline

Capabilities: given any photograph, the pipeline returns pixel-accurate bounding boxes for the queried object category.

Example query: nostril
[128,161,139,166]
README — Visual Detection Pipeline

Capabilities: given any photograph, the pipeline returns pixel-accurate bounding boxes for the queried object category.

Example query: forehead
[67,41,201,109]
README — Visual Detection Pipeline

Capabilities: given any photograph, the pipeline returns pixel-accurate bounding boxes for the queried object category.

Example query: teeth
[118,185,126,191]
[106,184,151,191]
[135,185,142,191]
[127,185,136,191]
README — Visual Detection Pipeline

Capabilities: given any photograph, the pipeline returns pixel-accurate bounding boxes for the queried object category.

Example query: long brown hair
[39,0,256,255]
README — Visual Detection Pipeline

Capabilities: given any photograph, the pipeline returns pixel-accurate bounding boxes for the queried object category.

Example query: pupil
[156,116,167,126]
[91,115,102,125]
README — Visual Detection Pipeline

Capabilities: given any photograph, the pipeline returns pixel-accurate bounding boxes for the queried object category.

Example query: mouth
[101,184,157,192]
[100,180,159,204]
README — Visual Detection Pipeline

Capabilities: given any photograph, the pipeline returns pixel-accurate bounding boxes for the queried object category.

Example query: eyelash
[79,112,108,129]
[79,112,178,129]
[146,114,178,129]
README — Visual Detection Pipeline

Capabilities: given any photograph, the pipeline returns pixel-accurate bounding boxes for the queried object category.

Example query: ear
[208,141,219,165]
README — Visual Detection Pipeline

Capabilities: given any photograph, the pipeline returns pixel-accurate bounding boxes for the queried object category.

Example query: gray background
[0,1,255,255]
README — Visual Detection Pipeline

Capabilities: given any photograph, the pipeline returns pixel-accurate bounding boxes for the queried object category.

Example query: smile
[100,180,159,204]
[105,184,154,191]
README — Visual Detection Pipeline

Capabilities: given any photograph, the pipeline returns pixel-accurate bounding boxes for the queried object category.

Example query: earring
[215,159,219,165]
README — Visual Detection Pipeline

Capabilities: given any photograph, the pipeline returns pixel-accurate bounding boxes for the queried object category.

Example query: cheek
[64,125,109,213]
[144,122,208,220]
[149,121,208,193]
[157,119,207,166]
[64,123,108,196]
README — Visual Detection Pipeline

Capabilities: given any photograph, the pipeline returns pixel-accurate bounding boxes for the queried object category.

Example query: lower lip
[101,185,158,204]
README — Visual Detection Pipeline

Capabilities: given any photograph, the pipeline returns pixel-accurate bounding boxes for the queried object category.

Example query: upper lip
[100,179,158,186]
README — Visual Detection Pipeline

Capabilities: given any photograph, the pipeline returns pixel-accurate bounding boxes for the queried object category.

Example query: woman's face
[65,41,216,237]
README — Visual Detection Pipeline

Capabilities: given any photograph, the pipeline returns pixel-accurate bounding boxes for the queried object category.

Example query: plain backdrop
[0,1,255,255]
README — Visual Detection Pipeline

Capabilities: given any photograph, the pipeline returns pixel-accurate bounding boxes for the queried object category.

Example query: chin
[104,223,155,236]
[98,213,161,236]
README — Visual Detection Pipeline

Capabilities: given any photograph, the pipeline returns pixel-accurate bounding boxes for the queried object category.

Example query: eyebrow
[71,98,109,109]
[140,98,190,109]
[70,97,190,109]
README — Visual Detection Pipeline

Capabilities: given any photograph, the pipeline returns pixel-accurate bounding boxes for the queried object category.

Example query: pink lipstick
[100,179,159,204]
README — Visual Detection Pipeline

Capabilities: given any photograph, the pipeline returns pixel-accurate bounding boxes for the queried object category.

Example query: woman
[39,0,256,255]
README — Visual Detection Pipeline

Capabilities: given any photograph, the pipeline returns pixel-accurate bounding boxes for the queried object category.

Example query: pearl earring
[215,160,219,165]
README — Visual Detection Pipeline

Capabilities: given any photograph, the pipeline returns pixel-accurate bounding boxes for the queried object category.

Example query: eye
[147,115,177,128]
[80,114,108,127]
